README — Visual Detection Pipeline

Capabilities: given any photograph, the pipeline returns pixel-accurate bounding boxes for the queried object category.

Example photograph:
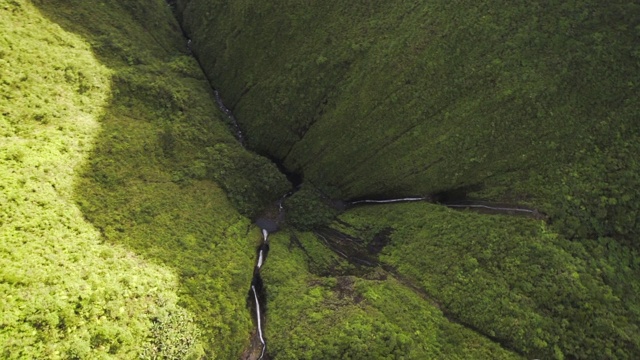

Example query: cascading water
[208,83,295,360]
[348,197,425,205]
[248,228,270,360]
[214,89,245,146]
[442,201,542,216]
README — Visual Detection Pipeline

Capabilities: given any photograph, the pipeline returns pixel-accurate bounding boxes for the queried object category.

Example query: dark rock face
[254,218,279,233]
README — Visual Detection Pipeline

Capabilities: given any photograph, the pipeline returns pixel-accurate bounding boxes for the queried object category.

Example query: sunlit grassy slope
[0,1,200,358]
[1,0,289,358]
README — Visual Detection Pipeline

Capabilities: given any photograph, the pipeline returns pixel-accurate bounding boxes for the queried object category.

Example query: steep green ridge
[261,232,521,359]
[176,0,640,246]
[335,203,640,359]
[173,1,640,358]
[0,1,199,358]
[2,0,289,358]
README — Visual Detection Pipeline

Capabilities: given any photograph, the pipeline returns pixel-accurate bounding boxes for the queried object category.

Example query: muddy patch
[367,227,393,254]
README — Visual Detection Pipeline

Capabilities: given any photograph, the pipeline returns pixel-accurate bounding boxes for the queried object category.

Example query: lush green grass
[0,1,201,358]
[2,0,290,358]
[261,231,522,359]
[335,202,640,359]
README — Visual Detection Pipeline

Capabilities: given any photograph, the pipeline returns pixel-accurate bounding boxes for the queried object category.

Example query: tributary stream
[212,88,544,359]
[167,4,546,359]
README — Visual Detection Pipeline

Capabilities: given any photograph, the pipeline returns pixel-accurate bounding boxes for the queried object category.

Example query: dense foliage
[177,0,640,249]
[172,2,640,357]
[3,0,639,358]
[261,232,521,359]
[2,0,289,358]
[0,1,201,358]
[335,203,640,359]
[283,183,339,230]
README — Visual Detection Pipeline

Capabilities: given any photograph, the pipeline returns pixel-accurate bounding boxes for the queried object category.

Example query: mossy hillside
[261,231,521,359]
[283,183,340,231]
[35,0,290,218]
[174,3,638,358]
[176,0,640,246]
[3,0,289,358]
[0,1,200,358]
[335,202,640,359]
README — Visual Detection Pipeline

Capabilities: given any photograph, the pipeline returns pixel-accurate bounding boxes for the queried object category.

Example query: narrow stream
[248,228,270,360]
[348,196,425,205]
[245,186,299,359]
[210,89,299,359]
[214,89,246,146]
[443,201,542,216]
[348,196,543,219]
[173,18,544,355]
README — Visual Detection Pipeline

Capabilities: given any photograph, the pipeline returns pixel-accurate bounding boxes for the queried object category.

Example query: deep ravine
[213,85,545,358]
[211,86,545,358]
[214,89,246,146]
[167,8,545,356]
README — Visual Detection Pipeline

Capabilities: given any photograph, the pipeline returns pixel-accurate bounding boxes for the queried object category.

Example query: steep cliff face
[175,1,636,192]
[169,3,640,358]
[176,0,640,243]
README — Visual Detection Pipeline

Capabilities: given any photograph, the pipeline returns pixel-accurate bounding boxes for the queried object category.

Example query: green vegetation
[0,1,201,358]
[3,0,639,358]
[177,0,640,248]
[335,202,640,359]
[284,183,339,230]
[1,0,288,358]
[261,232,521,359]
[174,2,640,357]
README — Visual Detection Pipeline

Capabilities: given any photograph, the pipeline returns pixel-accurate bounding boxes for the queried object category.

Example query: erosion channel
[161,1,640,358]
[5,1,639,359]
[212,89,546,360]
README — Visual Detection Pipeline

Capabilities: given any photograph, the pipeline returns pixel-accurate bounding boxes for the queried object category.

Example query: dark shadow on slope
[34,2,640,359]
[31,1,287,358]
[430,184,480,204]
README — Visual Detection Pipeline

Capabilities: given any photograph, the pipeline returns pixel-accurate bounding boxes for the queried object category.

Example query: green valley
[1,0,639,359]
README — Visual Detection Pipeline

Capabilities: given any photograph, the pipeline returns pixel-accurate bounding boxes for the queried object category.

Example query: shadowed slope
[23,0,288,358]
[0,1,201,358]
[176,0,640,247]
